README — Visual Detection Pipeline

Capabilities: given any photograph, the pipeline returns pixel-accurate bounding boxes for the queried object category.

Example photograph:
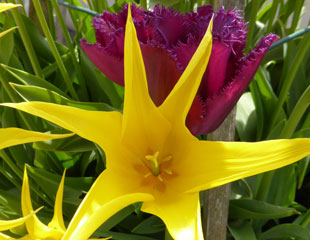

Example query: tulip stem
[32,0,79,101]
[51,0,89,100]
[7,0,44,78]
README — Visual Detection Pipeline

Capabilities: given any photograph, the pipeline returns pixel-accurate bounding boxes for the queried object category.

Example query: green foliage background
[0,0,310,239]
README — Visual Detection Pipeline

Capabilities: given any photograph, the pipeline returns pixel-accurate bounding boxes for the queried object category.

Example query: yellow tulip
[2,6,310,240]
[0,128,71,239]
[0,167,109,240]
[0,129,108,239]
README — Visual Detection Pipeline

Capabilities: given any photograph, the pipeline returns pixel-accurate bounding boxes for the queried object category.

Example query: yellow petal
[63,170,153,240]
[180,138,310,193]
[122,5,171,155]
[0,27,17,39]
[0,128,73,150]
[1,102,121,152]
[0,207,42,231]
[48,170,66,232]
[142,192,203,240]
[159,17,213,125]
[0,3,21,13]
[21,167,63,239]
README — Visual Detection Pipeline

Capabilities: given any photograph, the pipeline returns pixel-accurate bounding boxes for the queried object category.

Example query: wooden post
[202,109,236,240]
[202,1,245,239]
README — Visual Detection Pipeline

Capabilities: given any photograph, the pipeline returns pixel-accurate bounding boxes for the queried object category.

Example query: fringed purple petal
[80,39,124,86]
[141,42,181,106]
[82,3,279,136]
[202,41,232,97]
[149,5,191,47]
[192,33,279,135]
[170,35,198,72]
[186,96,206,134]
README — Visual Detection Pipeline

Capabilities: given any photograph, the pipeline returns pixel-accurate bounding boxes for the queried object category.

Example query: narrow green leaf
[229,220,257,240]
[2,65,67,97]
[11,83,117,112]
[259,224,310,240]
[229,199,299,219]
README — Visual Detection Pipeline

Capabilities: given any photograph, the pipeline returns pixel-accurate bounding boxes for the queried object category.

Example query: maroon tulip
[81,4,278,135]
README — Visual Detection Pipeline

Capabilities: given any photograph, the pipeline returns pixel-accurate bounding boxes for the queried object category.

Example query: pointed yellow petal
[1,102,121,152]
[0,3,21,13]
[122,5,170,155]
[63,170,153,240]
[0,128,73,150]
[0,27,17,39]
[21,167,63,239]
[180,138,310,193]
[142,193,203,240]
[159,17,213,125]
[0,208,42,231]
[48,170,66,232]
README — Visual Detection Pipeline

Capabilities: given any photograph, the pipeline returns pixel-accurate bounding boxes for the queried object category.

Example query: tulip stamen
[144,152,173,180]
[163,169,173,175]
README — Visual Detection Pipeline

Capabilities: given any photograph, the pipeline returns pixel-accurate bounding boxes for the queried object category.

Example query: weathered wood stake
[202,1,245,239]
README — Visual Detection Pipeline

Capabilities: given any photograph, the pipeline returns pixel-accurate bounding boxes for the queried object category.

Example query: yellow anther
[144,152,173,180]
[144,172,152,178]
[163,169,173,175]
[157,175,164,182]
[162,155,172,162]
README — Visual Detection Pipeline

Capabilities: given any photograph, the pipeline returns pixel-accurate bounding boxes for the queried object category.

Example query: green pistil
[145,151,160,176]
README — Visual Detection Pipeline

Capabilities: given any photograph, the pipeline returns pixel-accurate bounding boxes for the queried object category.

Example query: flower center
[144,151,173,182]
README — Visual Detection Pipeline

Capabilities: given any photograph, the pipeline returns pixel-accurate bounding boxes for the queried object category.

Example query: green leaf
[259,224,310,240]
[265,165,297,206]
[33,135,95,152]
[236,92,257,141]
[266,119,286,140]
[132,216,165,234]
[231,179,253,199]
[229,199,299,219]
[228,220,257,240]
[80,50,119,106]
[20,15,67,62]
[2,65,67,97]
[0,189,22,215]
[11,83,117,112]
[0,15,15,65]
[93,230,158,240]
[99,205,135,232]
